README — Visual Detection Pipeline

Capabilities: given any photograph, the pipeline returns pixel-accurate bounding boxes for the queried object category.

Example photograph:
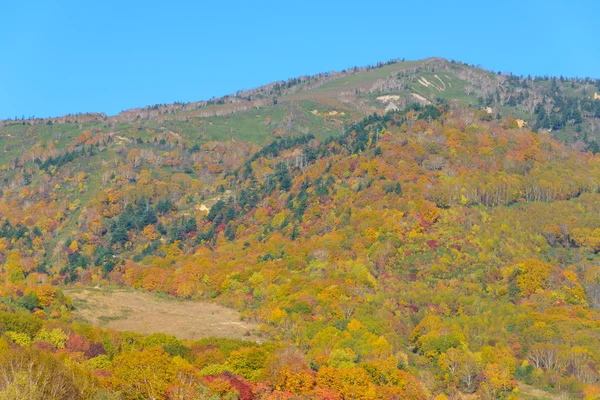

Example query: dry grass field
[65,287,261,342]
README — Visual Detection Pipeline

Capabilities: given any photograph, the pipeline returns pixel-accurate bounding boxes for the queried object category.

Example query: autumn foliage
[2,104,600,398]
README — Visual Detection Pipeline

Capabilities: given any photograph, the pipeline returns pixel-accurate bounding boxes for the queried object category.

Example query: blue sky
[1,0,598,119]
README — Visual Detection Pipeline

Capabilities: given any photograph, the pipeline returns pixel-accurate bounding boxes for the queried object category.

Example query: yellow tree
[516,259,551,296]
[111,346,178,400]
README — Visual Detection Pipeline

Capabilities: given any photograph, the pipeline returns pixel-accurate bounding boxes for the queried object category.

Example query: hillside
[2,58,599,157]
[2,59,600,399]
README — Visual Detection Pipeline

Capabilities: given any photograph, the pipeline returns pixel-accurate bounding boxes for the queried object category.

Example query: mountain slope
[2,60,600,398]
[2,57,599,151]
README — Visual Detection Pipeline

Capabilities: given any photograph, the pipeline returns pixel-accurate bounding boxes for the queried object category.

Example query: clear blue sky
[1,0,598,119]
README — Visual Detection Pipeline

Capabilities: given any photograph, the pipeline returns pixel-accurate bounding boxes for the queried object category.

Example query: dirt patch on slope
[66,288,261,342]
[411,93,431,105]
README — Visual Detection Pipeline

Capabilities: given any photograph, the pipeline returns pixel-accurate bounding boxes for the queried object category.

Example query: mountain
[1,58,600,399]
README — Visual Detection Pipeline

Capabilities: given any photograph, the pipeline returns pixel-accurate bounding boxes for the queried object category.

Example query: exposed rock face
[385,102,400,112]
[377,95,401,103]
[411,93,431,105]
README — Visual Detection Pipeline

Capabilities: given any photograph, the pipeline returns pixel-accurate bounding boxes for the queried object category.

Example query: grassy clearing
[65,287,262,341]
[199,101,345,143]
[517,383,568,399]
[310,60,423,93]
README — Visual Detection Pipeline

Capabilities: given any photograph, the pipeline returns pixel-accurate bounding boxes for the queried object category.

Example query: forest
[2,69,600,399]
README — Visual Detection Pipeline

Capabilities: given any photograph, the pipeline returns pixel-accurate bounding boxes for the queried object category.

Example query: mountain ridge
[4,56,598,124]
[3,56,600,156]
